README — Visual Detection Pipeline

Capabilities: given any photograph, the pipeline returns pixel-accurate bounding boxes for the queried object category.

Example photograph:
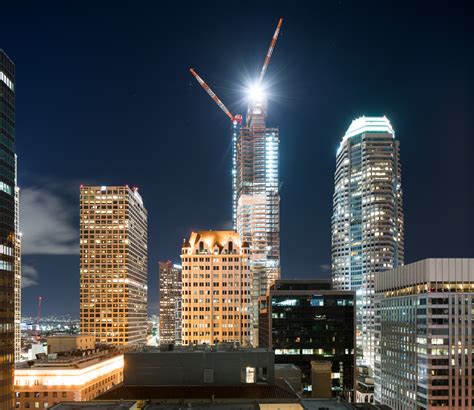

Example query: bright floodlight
[247,84,266,101]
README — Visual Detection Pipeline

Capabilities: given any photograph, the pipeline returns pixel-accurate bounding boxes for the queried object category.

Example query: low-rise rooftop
[50,401,136,410]
[96,383,299,402]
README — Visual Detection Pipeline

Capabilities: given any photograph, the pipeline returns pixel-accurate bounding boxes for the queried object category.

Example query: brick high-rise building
[80,185,148,346]
[180,231,251,346]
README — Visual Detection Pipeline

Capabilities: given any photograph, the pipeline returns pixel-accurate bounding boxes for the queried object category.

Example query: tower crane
[189,68,242,124]
[189,18,283,124]
[258,18,283,85]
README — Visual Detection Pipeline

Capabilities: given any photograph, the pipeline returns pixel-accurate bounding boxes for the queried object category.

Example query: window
[242,366,256,383]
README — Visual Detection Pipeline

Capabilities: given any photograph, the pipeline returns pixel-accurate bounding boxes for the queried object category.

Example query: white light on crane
[247,84,266,102]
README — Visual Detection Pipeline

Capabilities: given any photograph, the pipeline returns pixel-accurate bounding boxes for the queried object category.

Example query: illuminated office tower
[80,186,148,346]
[14,186,21,363]
[331,116,404,368]
[180,231,251,346]
[236,91,280,346]
[159,261,182,345]
[374,259,474,409]
[0,49,16,409]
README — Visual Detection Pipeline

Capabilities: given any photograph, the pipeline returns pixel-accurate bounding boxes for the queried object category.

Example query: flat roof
[96,384,299,402]
[301,398,354,409]
[50,401,136,409]
[145,405,256,410]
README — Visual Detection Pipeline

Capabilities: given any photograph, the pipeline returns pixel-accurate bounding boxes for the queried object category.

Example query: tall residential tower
[0,49,16,409]
[331,116,404,368]
[236,92,280,346]
[80,185,148,346]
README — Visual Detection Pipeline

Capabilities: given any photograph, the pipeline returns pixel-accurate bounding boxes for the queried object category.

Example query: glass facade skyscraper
[259,280,355,399]
[236,94,280,346]
[0,49,16,409]
[331,116,404,368]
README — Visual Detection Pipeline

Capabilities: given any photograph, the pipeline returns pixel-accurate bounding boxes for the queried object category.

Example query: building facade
[180,231,250,346]
[123,346,275,386]
[46,335,96,354]
[260,280,355,399]
[79,185,148,346]
[331,116,404,368]
[14,352,123,409]
[14,186,21,364]
[0,49,17,409]
[374,259,474,409]
[236,93,280,346]
[158,261,182,345]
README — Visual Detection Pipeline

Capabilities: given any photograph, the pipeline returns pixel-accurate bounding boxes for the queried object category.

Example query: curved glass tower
[331,116,404,368]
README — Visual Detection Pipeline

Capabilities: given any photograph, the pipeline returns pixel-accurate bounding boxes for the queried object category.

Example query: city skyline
[0,2,472,317]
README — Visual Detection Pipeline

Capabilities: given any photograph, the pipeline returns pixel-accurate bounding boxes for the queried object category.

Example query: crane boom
[258,17,283,85]
[189,68,235,121]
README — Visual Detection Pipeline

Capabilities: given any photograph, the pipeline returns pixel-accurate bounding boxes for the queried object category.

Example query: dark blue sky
[2,1,472,316]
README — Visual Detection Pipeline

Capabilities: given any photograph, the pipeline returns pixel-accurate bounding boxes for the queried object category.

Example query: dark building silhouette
[260,280,355,399]
[0,49,16,409]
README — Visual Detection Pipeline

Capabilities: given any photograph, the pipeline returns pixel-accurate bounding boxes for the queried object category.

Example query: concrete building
[260,280,355,398]
[236,91,280,346]
[331,116,404,368]
[14,350,124,409]
[181,231,251,346]
[96,346,299,407]
[47,335,96,354]
[80,185,148,346]
[123,345,274,386]
[355,366,374,405]
[158,261,182,346]
[0,49,17,408]
[311,361,332,399]
[374,259,474,409]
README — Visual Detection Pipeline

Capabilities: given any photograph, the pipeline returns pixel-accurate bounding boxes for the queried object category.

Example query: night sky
[2,1,472,317]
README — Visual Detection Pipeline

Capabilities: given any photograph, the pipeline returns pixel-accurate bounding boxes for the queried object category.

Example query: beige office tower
[159,261,182,345]
[180,231,251,346]
[14,186,21,362]
[80,185,148,346]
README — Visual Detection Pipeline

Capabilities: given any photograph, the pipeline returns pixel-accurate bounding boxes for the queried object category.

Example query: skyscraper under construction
[236,92,280,346]
[190,18,283,346]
